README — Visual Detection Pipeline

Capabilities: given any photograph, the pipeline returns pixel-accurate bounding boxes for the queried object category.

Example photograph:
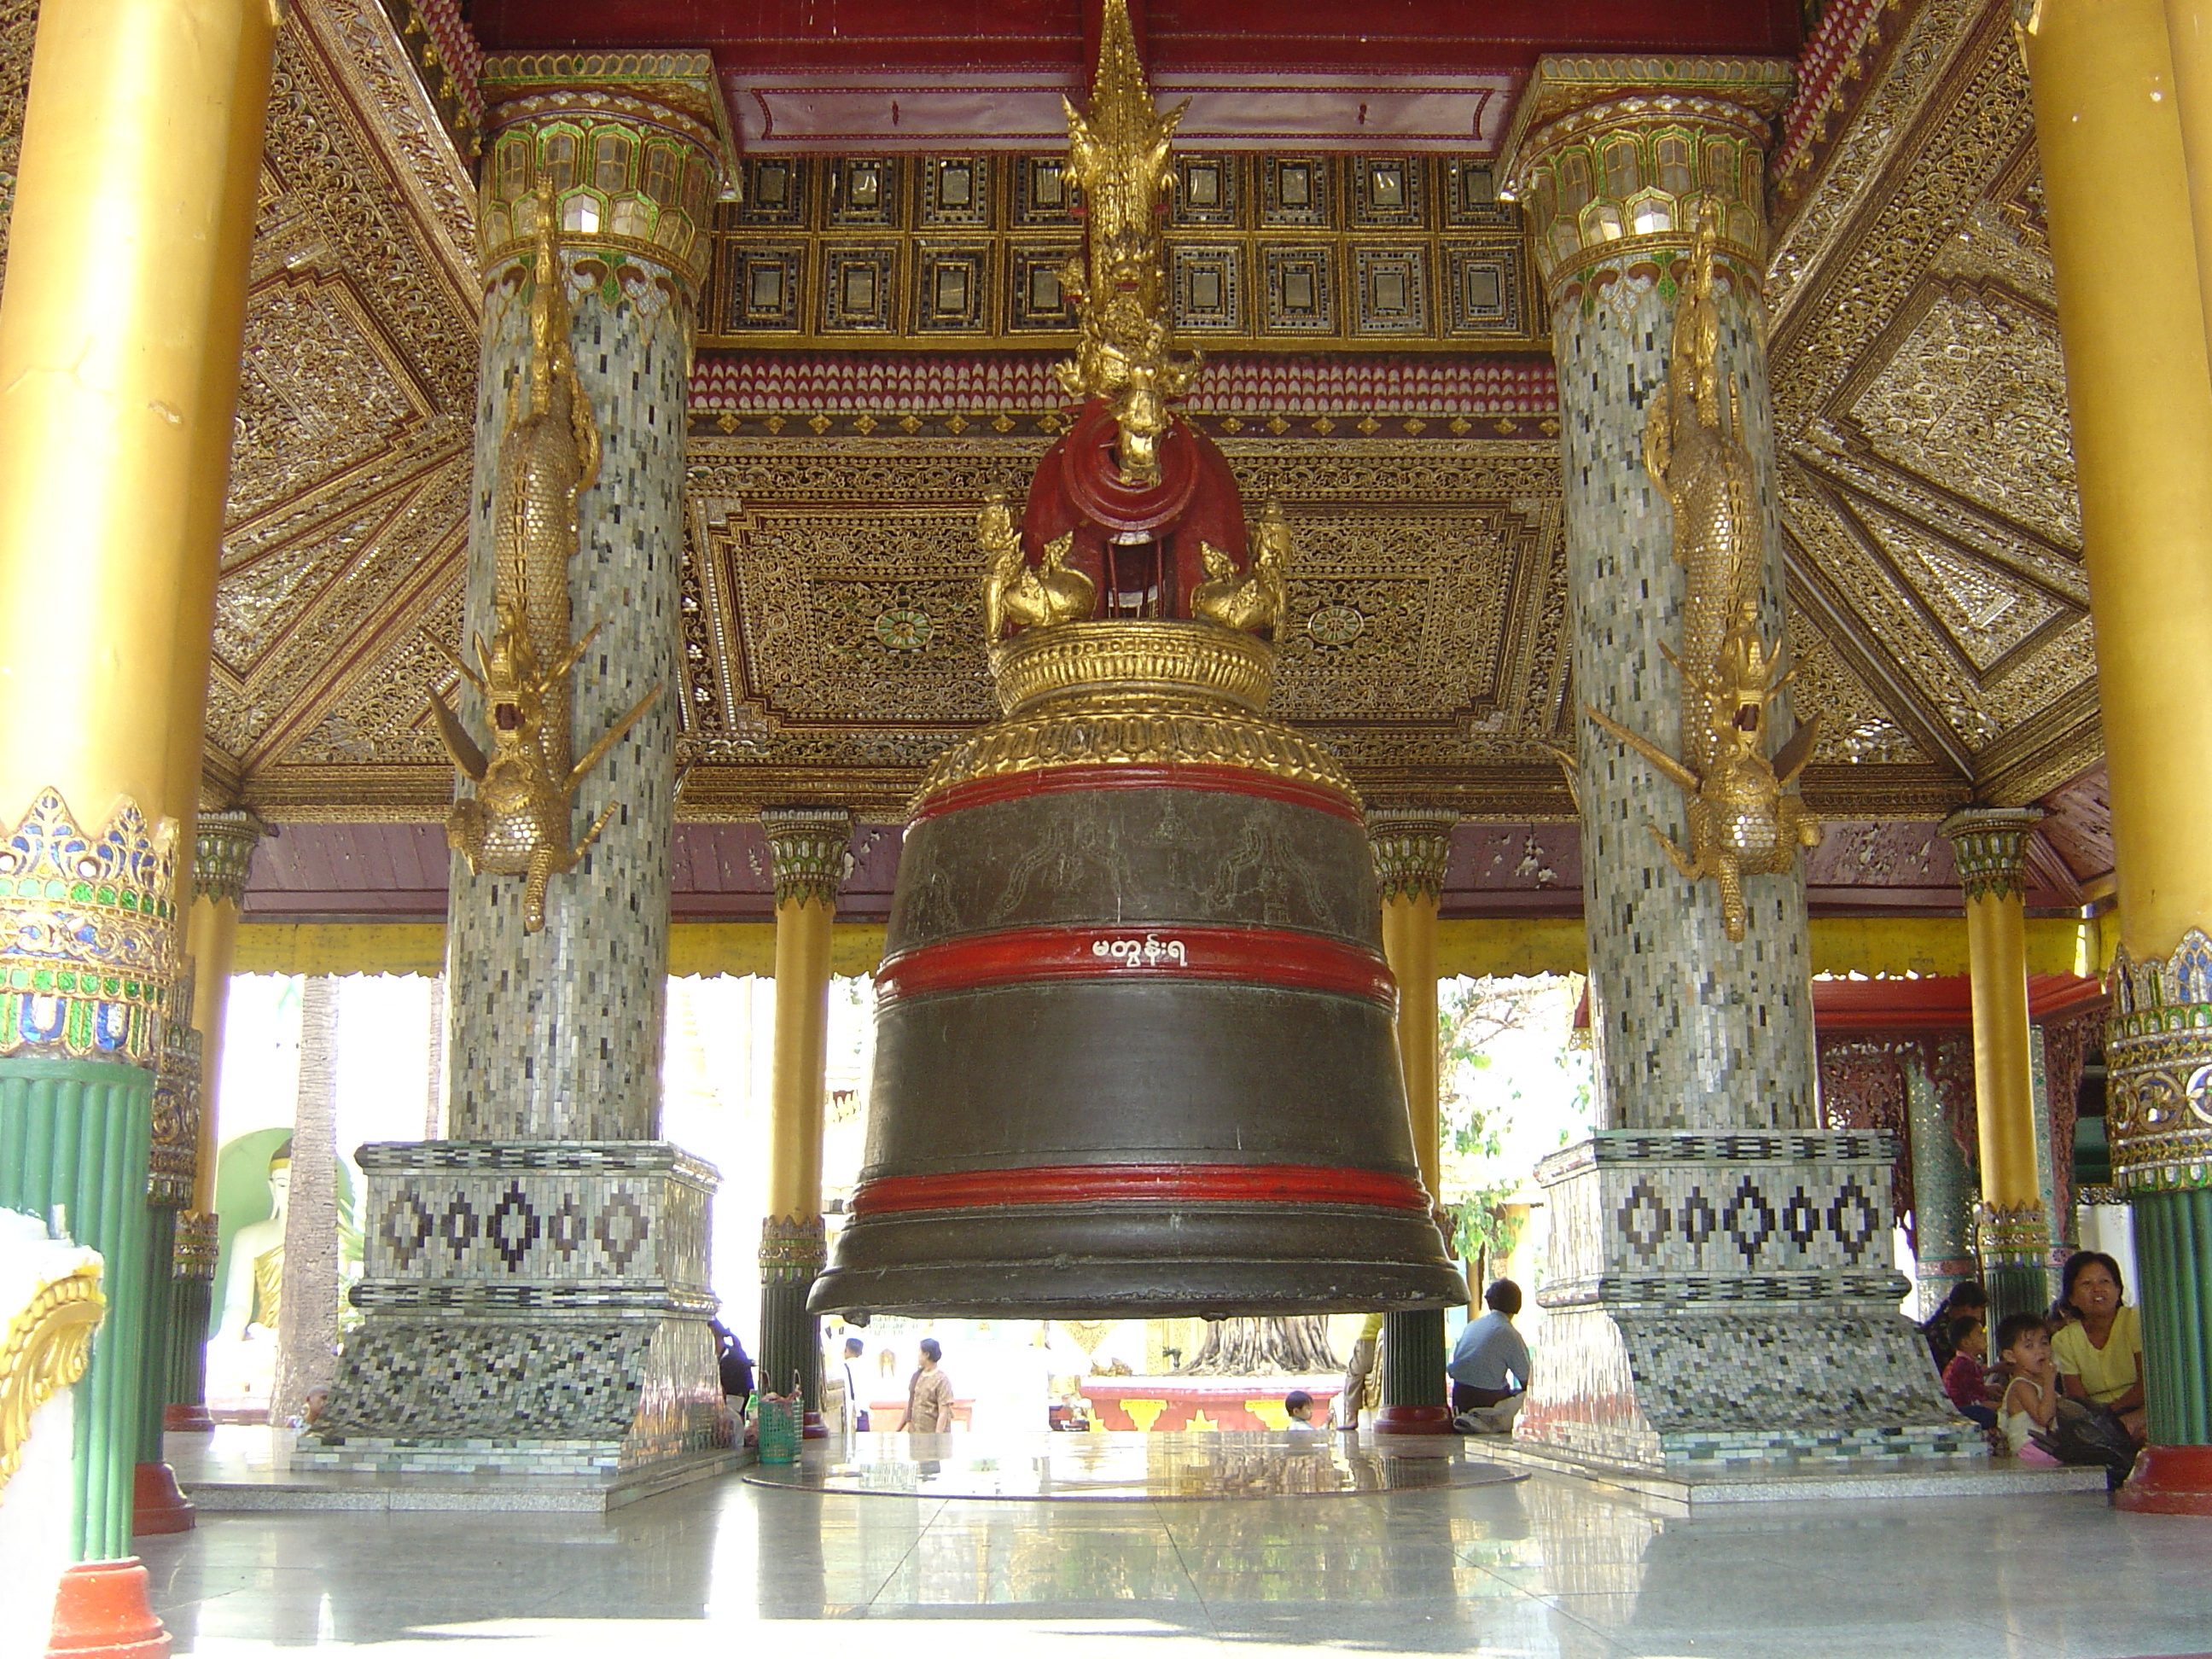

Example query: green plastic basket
[756,1394,801,1464]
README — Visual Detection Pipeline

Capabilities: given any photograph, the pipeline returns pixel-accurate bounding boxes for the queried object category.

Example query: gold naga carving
[1054,0,1197,483]
[427,188,661,934]
[0,1261,104,1494]
[978,491,1095,640]
[1193,498,1292,639]
[1584,209,1820,941]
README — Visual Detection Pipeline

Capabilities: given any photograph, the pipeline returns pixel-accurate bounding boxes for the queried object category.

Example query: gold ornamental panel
[0,1260,104,1493]
[1498,55,1795,300]
[990,621,1278,718]
[477,52,733,292]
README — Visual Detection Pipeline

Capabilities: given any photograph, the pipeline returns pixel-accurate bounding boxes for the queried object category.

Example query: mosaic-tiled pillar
[1941,809,2055,1322]
[1499,56,1956,1466]
[165,810,267,1435]
[0,0,274,1561]
[2020,0,2212,1513]
[302,55,734,1478]
[1906,1054,1978,1321]
[758,806,853,1428]
[1367,807,1459,1433]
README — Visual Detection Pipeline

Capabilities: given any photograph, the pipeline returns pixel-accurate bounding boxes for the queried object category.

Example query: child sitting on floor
[1941,1313,1998,1429]
[1992,1312,2063,1465]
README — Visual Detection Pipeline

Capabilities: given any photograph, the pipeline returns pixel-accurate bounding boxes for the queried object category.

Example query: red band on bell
[853,1162,1432,1216]
[876,923,1396,1007]
[911,763,1363,826]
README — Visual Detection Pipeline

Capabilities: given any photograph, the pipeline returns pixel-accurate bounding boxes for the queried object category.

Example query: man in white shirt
[1448,1278,1533,1434]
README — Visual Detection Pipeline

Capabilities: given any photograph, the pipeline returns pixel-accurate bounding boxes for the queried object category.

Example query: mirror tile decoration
[705,152,1533,346]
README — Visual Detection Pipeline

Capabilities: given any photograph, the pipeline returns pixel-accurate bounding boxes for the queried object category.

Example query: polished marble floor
[743,1429,1526,1499]
[139,1458,2212,1659]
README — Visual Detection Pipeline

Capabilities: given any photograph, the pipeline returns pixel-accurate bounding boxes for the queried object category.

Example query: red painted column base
[131,1463,196,1536]
[2116,1443,2212,1514]
[801,1410,830,1440]
[161,1405,215,1434]
[47,1558,170,1659]
[1373,1404,1455,1435]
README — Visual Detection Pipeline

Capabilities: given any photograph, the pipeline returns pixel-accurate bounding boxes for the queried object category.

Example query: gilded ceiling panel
[227,271,436,521]
[0,0,32,284]
[1846,493,2071,677]
[1835,279,2080,552]
[1767,0,2097,804]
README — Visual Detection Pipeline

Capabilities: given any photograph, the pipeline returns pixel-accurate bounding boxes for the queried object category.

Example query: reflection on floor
[742,1430,1526,1499]
[139,1450,2212,1659]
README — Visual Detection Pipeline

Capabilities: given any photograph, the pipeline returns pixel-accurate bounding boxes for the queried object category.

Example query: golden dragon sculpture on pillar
[427,187,661,934]
[1582,206,1820,941]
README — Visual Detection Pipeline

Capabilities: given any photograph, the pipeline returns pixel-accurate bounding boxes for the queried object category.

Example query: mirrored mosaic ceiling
[0,0,2104,880]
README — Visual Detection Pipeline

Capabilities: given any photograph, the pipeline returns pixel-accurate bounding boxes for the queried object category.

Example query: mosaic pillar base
[1521,1132,1968,1469]
[300,1140,731,1475]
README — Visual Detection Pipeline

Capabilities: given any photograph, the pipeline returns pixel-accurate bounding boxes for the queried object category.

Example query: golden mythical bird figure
[1192,498,1292,638]
[979,492,1096,639]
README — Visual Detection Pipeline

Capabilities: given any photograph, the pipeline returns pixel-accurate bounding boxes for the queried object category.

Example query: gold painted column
[1940,809,2051,1323]
[1367,806,1458,1433]
[163,811,267,1434]
[2020,0,2212,1511]
[2167,0,2212,351]
[758,806,853,1426]
[0,0,276,1563]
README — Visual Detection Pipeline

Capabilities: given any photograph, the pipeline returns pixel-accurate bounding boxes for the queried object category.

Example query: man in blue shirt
[1448,1278,1533,1432]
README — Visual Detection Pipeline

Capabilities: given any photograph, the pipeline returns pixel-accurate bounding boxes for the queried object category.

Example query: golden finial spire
[1056,0,1196,483]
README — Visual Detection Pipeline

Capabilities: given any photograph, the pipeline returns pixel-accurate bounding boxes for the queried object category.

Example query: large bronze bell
[811,0,1461,1321]
[808,534,1465,1320]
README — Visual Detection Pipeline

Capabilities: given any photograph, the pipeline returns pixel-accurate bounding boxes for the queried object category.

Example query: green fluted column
[1381,1308,1448,1423]
[0,1058,155,1561]
[137,1206,177,1460]
[2135,1190,2212,1450]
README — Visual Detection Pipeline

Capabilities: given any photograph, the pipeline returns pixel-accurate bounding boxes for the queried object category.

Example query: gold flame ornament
[427,188,661,934]
[1584,207,1820,941]
[1055,0,1196,484]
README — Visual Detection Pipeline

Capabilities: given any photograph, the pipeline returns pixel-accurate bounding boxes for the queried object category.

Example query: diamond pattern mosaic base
[356,1139,713,1302]
[1523,1132,1963,1469]
[306,1138,728,1469]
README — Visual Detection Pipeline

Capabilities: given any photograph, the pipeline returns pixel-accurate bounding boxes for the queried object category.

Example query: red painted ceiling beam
[468,0,1802,73]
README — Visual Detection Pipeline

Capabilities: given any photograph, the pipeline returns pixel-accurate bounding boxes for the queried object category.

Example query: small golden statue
[1192,498,1291,638]
[427,186,660,934]
[1055,0,1197,483]
[1583,204,1819,941]
[980,492,1095,639]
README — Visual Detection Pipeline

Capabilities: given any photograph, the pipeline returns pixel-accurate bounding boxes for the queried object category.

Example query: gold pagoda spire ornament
[1583,206,1820,941]
[427,186,661,934]
[1055,0,1196,484]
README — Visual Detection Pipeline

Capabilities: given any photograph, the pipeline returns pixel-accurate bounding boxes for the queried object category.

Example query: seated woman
[2051,1249,2146,1447]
